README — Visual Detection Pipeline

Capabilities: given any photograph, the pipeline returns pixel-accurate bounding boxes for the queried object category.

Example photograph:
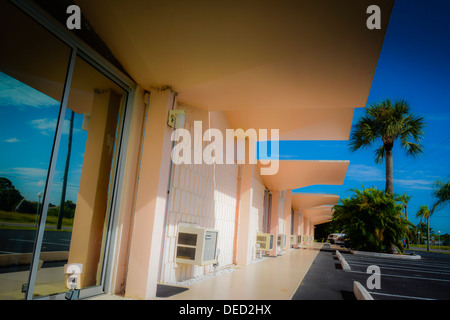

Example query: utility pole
[57,111,74,230]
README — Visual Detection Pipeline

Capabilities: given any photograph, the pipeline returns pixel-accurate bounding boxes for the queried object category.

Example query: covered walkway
[94,243,323,300]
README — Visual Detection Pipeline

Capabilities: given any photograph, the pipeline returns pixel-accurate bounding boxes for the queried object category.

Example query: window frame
[9,0,137,300]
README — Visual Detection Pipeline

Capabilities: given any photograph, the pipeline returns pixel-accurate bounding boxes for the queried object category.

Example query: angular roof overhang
[303,205,335,225]
[225,107,355,140]
[292,193,339,211]
[74,0,394,113]
[312,218,333,226]
[259,160,349,191]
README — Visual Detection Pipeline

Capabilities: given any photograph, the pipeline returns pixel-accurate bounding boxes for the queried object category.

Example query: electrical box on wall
[256,232,274,251]
[176,224,219,265]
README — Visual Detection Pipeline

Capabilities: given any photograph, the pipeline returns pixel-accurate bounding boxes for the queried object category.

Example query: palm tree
[349,99,425,195]
[398,193,411,220]
[431,180,450,214]
[398,193,411,248]
[416,205,431,251]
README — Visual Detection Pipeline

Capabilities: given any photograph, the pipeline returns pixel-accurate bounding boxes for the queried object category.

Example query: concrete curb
[349,249,421,260]
[353,281,374,300]
[335,250,351,271]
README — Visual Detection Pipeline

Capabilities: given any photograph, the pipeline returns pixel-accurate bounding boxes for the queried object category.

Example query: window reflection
[0,1,127,299]
[33,56,127,297]
[0,1,71,300]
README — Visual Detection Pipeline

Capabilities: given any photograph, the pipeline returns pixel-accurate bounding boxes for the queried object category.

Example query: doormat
[156,284,189,298]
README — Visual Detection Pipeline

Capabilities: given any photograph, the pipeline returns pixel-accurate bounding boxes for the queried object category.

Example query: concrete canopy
[225,107,355,140]
[74,0,394,113]
[304,205,335,225]
[258,160,349,191]
[292,193,339,211]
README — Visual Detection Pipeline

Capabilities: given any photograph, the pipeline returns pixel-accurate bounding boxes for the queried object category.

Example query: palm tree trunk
[405,205,410,249]
[385,143,395,253]
[385,143,394,195]
[427,216,430,252]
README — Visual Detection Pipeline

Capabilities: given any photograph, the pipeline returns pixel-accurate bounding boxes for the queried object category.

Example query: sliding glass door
[0,1,129,300]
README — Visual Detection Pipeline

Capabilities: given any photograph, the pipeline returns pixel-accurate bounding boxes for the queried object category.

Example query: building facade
[0,0,394,300]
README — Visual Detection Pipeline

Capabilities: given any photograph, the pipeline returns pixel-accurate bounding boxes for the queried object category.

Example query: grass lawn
[408,244,450,252]
[0,210,73,229]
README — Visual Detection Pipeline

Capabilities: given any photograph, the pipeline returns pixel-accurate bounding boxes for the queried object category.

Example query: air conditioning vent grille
[176,224,219,265]
[256,232,274,251]
[257,235,266,242]
[178,232,197,246]
[176,246,196,260]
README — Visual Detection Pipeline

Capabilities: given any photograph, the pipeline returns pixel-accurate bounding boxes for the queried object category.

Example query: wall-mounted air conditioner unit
[290,235,298,245]
[176,224,219,265]
[277,234,286,248]
[256,232,274,251]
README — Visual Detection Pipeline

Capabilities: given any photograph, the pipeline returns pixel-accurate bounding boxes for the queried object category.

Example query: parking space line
[348,261,450,276]
[368,291,437,300]
[344,256,450,270]
[347,270,450,283]
[10,238,70,247]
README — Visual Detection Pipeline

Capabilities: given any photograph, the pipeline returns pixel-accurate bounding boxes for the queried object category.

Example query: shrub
[333,186,412,253]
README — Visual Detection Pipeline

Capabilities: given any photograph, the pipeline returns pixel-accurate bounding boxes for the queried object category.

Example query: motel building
[0,1,394,300]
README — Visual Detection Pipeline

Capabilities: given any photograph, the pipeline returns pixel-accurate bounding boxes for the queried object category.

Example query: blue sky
[286,0,450,234]
[0,71,87,206]
[0,0,448,234]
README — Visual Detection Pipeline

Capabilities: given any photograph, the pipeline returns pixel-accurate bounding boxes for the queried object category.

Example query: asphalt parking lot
[292,243,450,300]
[343,249,450,300]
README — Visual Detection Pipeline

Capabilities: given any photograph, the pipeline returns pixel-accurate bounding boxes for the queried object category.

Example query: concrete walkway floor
[156,242,323,300]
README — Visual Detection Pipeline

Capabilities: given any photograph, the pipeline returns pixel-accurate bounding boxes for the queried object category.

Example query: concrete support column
[125,89,176,300]
[305,217,310,243]
[299,212,304,244]
[269,190,279,256]
[292,209,299,247]
[235,163,254,266]
[283,190,292,250]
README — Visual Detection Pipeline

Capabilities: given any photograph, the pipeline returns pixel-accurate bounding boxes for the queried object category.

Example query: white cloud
[4,137,20,143]
[10,167,48,178]
[346,164,385,182]
[29,118,80,136]
[30,118,55,135]
[347,164,434,191]
[394,178,433,191]
[0,167,48,189]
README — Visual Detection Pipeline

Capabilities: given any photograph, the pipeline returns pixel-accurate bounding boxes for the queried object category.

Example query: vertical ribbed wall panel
[160,106,240,283]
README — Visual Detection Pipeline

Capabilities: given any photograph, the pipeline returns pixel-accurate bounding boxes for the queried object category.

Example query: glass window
[0,1,128,300]
[32,56,127,297]
[0,1,72,300]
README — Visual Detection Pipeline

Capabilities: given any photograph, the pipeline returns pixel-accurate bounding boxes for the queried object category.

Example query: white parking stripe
[348,261,450,276]
[345,258,450,270]
[347,270,450,283]
[345,256,450,269]
[368,291,437,300]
